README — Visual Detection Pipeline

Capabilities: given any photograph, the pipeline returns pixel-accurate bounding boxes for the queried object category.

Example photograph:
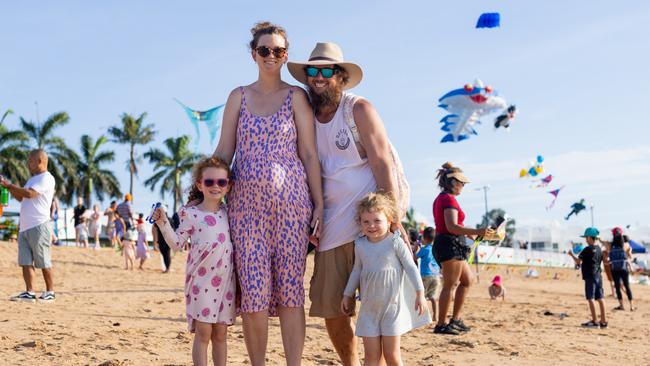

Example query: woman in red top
[432,162,493,335]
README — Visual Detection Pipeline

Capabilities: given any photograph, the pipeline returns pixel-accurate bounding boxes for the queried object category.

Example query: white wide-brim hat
[287,42,363,90]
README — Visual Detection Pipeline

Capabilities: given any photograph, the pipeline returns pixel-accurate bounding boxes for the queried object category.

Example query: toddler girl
[488,275,506,300]
[121,218,136,270]
[341,192,430,365]
[89,204,101,249]
[135,213,150,270]
[76,217,89,248]
[113,215,125,246]
[153,157,236,366]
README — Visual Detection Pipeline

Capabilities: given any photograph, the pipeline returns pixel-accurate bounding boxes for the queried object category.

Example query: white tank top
[315,93,377,251]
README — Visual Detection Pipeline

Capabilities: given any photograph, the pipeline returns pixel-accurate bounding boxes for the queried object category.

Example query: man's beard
[308,84,344,114]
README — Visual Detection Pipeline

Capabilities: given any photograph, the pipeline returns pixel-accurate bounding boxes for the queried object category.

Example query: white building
[514,221,650,253]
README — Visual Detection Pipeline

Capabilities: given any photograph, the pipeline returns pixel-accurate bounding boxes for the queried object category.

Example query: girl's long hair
[186,157,232,204]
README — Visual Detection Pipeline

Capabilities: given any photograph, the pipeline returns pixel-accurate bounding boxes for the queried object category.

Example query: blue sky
[2,1,649,230]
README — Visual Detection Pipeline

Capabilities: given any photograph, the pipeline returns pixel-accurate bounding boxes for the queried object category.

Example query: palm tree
[401,206,418,232]
[1,109,13,125]
[144,136,202,212]
[0,123,29,184]
[75,135,122,206]
[477,208,516,247]
[20,111,79,203]
[108,112,156,197]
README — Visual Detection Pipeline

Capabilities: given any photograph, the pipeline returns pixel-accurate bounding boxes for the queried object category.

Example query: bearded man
[289,42,408,366]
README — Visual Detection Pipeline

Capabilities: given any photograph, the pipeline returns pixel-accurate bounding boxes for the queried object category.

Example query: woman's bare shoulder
[227,86,244,101]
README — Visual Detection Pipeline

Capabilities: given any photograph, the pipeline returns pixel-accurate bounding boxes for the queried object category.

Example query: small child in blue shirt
[416,227,441,322]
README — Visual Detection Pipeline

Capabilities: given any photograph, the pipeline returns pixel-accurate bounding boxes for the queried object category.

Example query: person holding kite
[431,162,493,335]
[212,22,323,365]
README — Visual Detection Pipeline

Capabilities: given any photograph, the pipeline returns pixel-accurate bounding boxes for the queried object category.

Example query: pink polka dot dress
[158,205,236,332]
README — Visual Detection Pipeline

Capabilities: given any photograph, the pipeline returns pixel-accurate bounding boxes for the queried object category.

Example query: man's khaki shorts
[309,241,355,318]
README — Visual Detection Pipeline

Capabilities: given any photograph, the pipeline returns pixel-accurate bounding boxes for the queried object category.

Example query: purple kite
[533,174,553,188]
[546,186,565,210]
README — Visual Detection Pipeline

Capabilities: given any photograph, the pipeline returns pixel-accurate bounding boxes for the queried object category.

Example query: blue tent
[629,239,647,254]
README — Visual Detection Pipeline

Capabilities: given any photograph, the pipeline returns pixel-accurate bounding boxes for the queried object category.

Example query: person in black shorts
[431,162,494,335]
[73,197,87,246]
[568,227,608,328]
[600,229,635,311]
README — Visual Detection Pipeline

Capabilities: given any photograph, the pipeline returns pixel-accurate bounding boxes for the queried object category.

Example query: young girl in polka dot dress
[153,157,236,366]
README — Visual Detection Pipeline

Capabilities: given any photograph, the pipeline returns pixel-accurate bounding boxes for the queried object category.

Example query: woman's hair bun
[442,162,454,170]
[251,21,273,35]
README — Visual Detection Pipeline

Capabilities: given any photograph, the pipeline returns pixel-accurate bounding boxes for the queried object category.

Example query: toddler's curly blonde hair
[356,191,399,225]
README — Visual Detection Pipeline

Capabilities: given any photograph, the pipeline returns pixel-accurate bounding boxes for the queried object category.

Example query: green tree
[108,112,156,197]
[401,206,418,232]
[144,136,202,212]
[1,109,14,125]
[477,208,516,247]
[20,111,79,202]
[0,122,29,184]
[75,135,122,206]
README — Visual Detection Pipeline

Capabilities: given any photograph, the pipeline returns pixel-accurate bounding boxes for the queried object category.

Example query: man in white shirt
[288,43,408,366]
[1,149,56,303]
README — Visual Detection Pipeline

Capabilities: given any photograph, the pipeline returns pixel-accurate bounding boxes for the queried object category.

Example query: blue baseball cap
[580,227,599,238]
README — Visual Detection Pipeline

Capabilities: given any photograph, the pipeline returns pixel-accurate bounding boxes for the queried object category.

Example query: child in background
[76,217,89,248]
[135,213,149,270]
[153,157,236,366]
[89,204,102,249]
[568,227,608,328]
[409,229,421,262]
[489,275,506,301]
[341,192,430,365]
[416,227,441,322]
[114,215,125,244]
[121,217,136,270]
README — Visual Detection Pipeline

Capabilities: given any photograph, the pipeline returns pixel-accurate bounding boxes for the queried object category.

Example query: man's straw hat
[287,42,363,90]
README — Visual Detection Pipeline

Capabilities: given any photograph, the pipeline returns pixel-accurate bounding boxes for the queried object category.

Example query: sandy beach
[1,241,648,365]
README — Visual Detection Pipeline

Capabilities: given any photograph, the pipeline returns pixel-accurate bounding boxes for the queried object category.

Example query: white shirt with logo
[315,93,377,252]
[19,171,56,232]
